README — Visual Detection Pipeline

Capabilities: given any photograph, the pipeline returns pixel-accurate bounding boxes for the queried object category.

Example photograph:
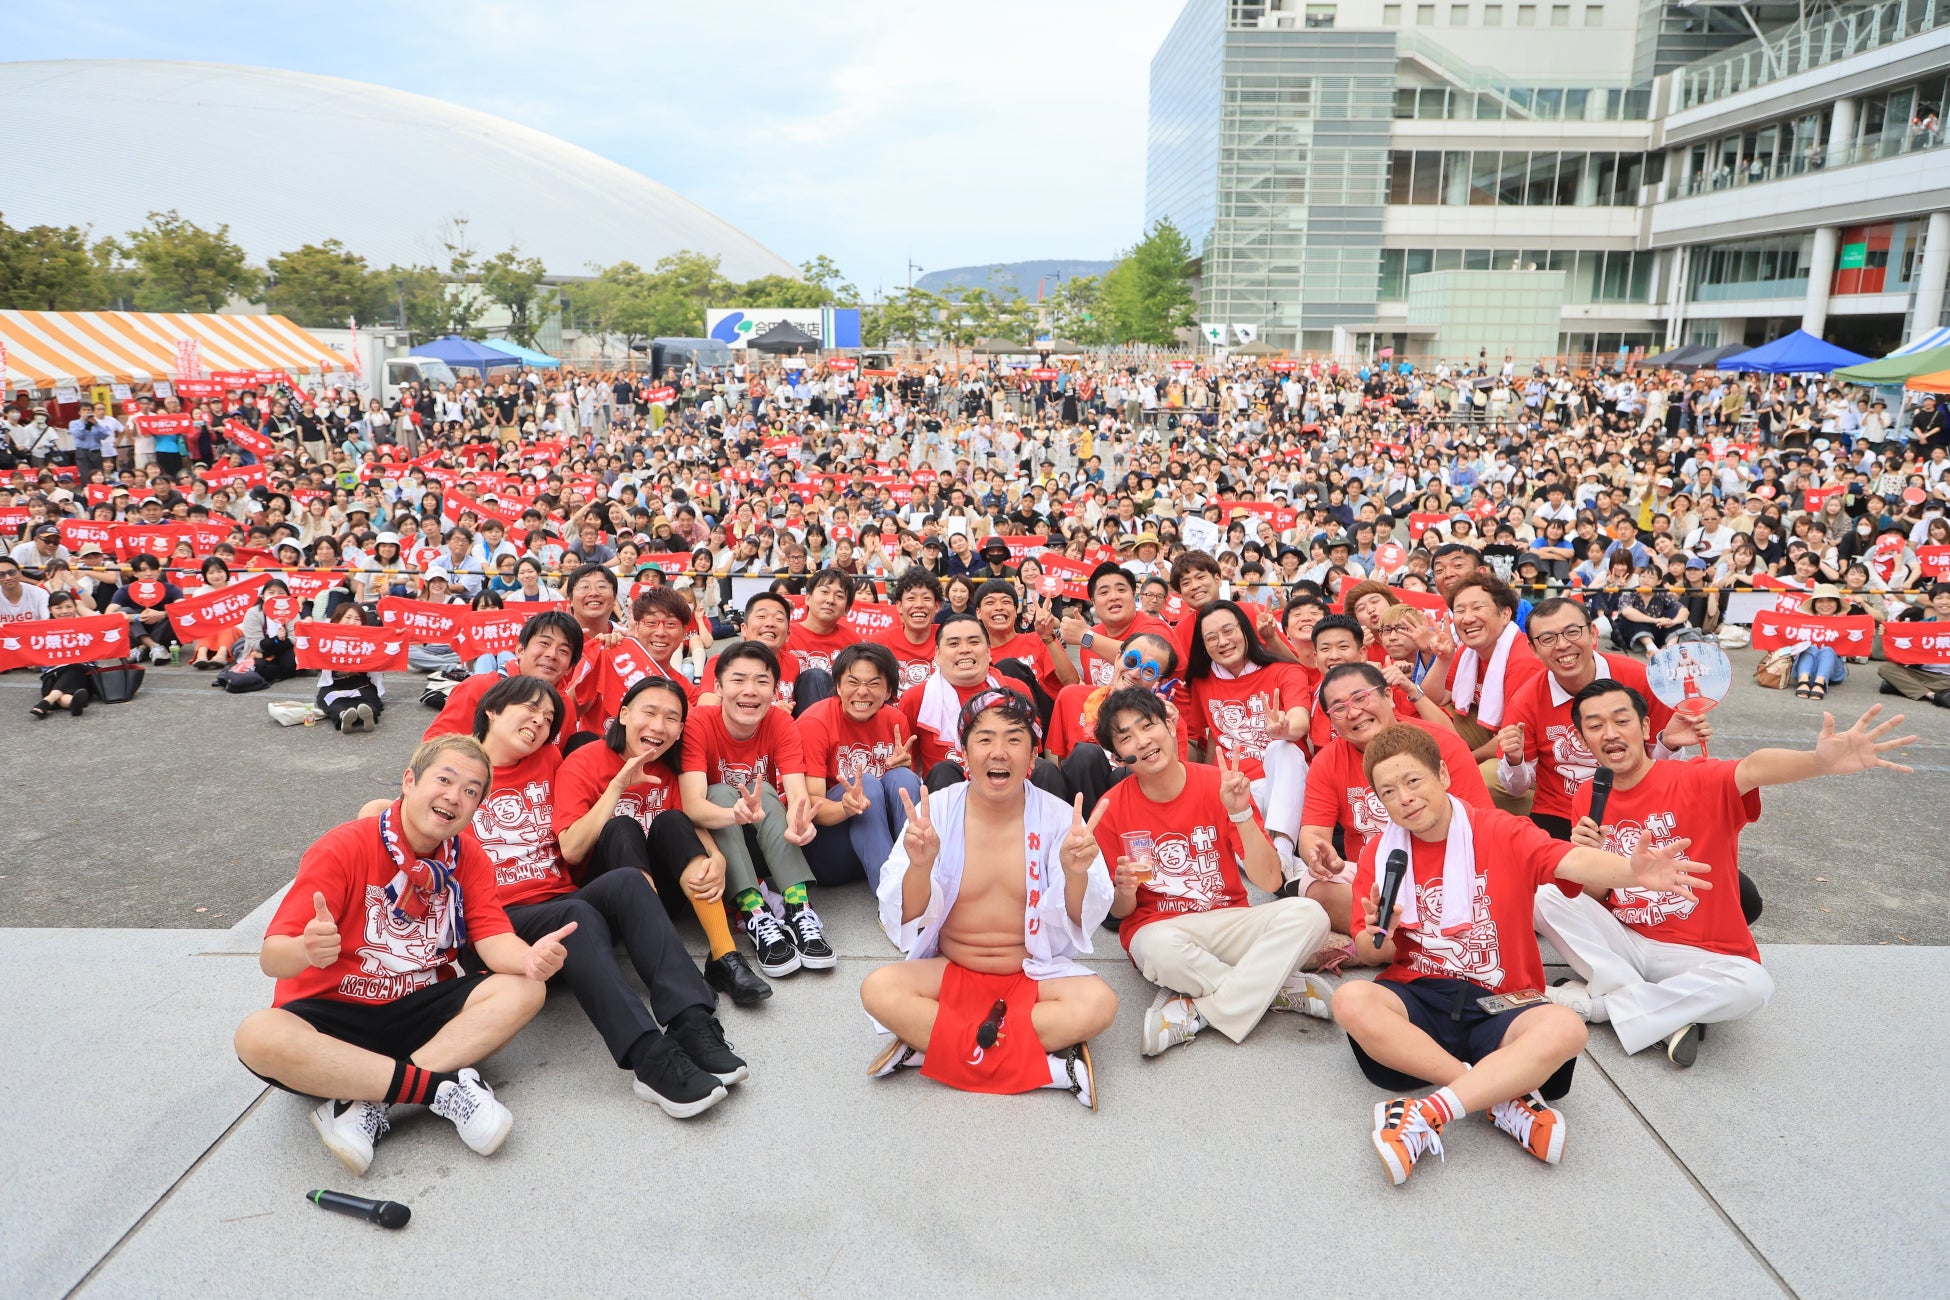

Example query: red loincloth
[919,962,1050,1095]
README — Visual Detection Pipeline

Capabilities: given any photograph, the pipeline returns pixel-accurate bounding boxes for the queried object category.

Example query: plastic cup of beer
[1120,830,1157,884]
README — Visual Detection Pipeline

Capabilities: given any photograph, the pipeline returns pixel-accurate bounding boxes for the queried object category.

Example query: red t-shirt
[795,696,907,784]
[1301,716,1491,861]
[551,740,681,866]
[1045,682,1192,762]
[785,618,856,674]
[1501,653,1675,821]
[988,628,1066,697]
[267,816,512,1008]
[1185,660,1312,781]
[895,673,1033,773]
[1353,804,1573,994]
[467,746,569,908]
[423,668,584,752]
[680,703,807,789]
[1443,631,1545,729]
[871,624,938,697]
[1092,763,1256,950]
[1571,757,1760,963]
[702,648,799,708]
[1080,612,1176,686]
[1166,600,1274,670]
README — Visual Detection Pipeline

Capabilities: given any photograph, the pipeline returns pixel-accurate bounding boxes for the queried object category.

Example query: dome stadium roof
[0,60,797,282]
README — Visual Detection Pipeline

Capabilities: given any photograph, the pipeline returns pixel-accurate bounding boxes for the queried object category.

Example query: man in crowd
[424,610,586,747]
[785,567,861,697]
[1058,562,1177,686]
[701,590,802,711]
[1418,574,1543,808]
[1541,684,1914,1066]
[862,690,1116,1107]
[871,566,942,696]
[1877,582,1950,707]
[1090,687,1335,1056]
[897,610,1049,792]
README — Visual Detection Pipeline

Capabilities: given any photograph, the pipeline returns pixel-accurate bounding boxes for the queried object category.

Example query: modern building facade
[1148,0,1950,363]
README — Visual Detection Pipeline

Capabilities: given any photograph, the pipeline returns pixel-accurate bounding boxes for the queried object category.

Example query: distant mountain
[914,259,1116,301]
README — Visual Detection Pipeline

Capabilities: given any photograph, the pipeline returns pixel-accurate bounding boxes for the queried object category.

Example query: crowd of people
[2,345,1943,1185]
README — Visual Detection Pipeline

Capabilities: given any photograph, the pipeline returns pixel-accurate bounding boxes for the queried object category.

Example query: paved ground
[3,650,1946,1299]
[5,651,1947,941]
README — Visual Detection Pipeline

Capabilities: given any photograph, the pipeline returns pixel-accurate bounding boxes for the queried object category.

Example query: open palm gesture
[1813,706,1917,777]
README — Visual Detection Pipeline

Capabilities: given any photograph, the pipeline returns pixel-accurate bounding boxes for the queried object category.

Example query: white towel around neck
[1450,620,1518,727]
[1377,795,1477,936]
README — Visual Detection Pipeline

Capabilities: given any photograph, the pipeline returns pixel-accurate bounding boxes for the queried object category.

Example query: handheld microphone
[308,1189,411,1230]
[1588,766,1614,827]
[1373,848,1409,949]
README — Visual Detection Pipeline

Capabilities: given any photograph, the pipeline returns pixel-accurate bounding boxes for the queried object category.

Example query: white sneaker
[1270,969,1335,1020]
[149,645,170,665]
[309,1098,390,1176]
[1545,979,1598,1022]
[1141,988,1204,1056]
[429,1067,513,1156]
[867,1038,925,1077]
[354,702,376,732]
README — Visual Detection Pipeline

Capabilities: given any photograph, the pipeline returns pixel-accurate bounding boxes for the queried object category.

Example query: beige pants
[1451,712,1536,816]
[1126,896,1330,1042]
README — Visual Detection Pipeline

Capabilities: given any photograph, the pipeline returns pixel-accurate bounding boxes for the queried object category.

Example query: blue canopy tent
[1715,330,1870,374]
[415,334,523,374]
[481,338,561,369]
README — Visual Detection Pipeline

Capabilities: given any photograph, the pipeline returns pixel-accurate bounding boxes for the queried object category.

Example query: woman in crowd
[30,590,94,718]
[315,601,385,733]
[185,556,242,669]
[507,555,562,604]
[233,578,300,684]
[795,643,921,891]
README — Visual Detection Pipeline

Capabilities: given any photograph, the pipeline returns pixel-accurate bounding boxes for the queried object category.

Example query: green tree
[1048,273,1109,346]
[861,287,944,348]
[736,274,832,310]
[798,253,859,304]
[638,250,732,337]
[480,246,551,346]
[1098,218,1196,345]
[117,209,259,312]
[378,264,468,344]
[264,239,390,328]
[0,214,103,310]
[563,260,663,351]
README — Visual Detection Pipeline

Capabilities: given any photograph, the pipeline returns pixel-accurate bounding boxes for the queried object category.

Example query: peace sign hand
[1214,745,1256,816]
[1261,688,1293,741]
[837,768,872,817]
[886,725,916,772]
[1061,793,1109,878]
[898,787,939,871]
[730,781,765,824]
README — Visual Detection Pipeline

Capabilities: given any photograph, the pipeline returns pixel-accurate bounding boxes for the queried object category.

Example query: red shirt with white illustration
[1091,763,1257,950]
[1500,654,1674,823]
[467,746,569,907]
[894,673,1033,773]
[551,741,681,866]
[702,649,798,707]
[1570,757,1760,963]
[1184,660,1312,781]
[1045,682,1192,762]
[796,696,906,785]
[987,628,1066,697]
[681,703,807,790]
[267,814,512,1008]
[1080,611,1176,685]
[871,624,939,697]
[1352,804,1573,994]
[785,619,856,674]
[1301,716,1491,861]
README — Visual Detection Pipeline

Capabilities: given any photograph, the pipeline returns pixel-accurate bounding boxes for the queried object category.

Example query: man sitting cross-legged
[861,690,1118,1108]
[234,735,568,1177]
[1331,723,1709,1186]
[1089,687,1335,1057]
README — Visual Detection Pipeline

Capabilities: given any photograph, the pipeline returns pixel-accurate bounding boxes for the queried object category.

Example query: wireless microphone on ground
[308,1189,411,1229]
[1373,848,1409,949]
[1588,766,1614,827]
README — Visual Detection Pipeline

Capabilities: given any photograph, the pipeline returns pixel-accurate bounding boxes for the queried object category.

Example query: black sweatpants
[505,867,713,1069]
[584,810,714,923]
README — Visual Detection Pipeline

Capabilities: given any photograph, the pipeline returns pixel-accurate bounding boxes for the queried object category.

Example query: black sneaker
[744,907,801,977]
[631,1035,727,1118]
[784,904,835,969]
[667,1006,749,1085]
[706,951,773,1005]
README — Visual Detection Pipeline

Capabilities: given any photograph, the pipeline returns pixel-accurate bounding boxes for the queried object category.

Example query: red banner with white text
[166,574,270,636]
[0,615,130,669]
[1749,609,1876,654]
[292,621,409,673]
[1880,624,1950,665]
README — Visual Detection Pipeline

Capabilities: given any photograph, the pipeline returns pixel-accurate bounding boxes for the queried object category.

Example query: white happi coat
[876,781,1112,981]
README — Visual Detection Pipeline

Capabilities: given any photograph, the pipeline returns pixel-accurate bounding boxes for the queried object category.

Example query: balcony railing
[1678,0,1950,111]
[1667,120,1947,197]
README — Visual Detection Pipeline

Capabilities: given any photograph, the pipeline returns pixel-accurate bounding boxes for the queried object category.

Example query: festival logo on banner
[1881,626,1950,665]
[450,602,567,662]
[292,622,409,673]
[262,595,299,624]
[644,385,677,405]
[125,580,169,609]
[1035,554,1093,600]
[174,378,224,400]
[283,571,341,604]
[1803,485,1842,514]
[223,420,278,458]
[167,574,270,634]
[112,524,197,562]
[597,637,658,719]
[442,489,524,531]
[1748,609,1876,654]
[1373,542,1408,575]
[1917,546,1950,580]
[1231,501,1298,533]
[0,504,36,534]
[0,615,128,669]
[201,462,268,492]
[1407,512,1448,541]
[1028,368,1058,381]
[634,552,693,575]
[378,596,468,645]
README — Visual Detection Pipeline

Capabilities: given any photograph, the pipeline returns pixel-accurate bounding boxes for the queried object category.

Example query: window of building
[1418,3,1436,21]
[1584,3,1602,21]
[1383,3,1402,19]
[1517,4,1536,24]
[1304,4,1337,26]
[1551,4,1569,24]
[1451,3,1470,20]
[1484,4,1503,22]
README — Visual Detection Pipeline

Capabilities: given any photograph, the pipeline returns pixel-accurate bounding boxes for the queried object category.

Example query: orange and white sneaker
[1372,1096,1446,1186]
[1490,1091,1566,1165]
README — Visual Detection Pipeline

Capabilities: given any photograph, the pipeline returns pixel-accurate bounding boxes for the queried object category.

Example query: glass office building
[1148,0,1950,363]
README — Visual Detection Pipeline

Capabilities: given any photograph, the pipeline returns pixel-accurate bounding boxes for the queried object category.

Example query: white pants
[1252,739,1309,855]
[1533,886,1772,1055]
[1126,896,1330,1042]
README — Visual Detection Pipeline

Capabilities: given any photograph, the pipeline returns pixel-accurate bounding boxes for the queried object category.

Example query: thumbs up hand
[303,892,341,969]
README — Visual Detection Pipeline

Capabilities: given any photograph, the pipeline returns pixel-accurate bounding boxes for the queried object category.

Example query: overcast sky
[12,0,1187,296]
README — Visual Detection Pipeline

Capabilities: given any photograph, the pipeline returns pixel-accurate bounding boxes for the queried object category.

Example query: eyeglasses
[1529,624,1590,651]
[1120,647,1164,684]
[1325,686,1382,719]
